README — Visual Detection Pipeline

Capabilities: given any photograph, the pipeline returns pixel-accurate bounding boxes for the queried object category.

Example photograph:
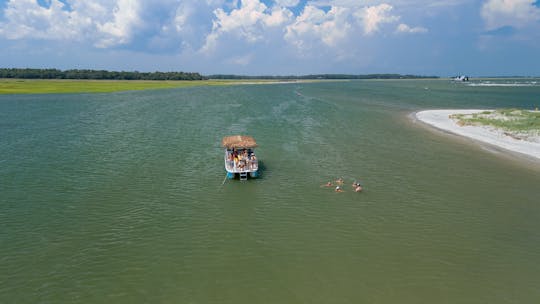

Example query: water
[1,80,540,303]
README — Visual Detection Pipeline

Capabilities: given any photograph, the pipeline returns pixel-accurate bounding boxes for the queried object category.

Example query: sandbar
[415,109,540,160]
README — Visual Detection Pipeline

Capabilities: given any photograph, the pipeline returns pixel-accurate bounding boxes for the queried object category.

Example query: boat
[452,75,469,82]
[222,135,259,180]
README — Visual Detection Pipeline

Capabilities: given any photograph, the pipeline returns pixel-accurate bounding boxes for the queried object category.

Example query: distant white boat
[453,75,469,82]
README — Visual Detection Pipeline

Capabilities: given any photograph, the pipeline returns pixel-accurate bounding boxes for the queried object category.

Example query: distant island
[208,73,439,80]
[0,68,438,81]
[0,68,440,94]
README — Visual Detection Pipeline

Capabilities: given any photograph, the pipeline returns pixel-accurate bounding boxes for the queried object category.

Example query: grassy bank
[0,79,248,94]
[450,109,540,132]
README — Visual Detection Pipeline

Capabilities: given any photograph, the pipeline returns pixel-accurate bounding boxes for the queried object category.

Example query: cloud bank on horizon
[0,0,539,75]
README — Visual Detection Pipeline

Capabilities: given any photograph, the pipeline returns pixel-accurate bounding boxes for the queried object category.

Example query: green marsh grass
[0,79,246,94]
[450,109,540,132]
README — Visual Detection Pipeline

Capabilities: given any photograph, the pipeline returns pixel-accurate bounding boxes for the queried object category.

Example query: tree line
[0,68,205,81]
[208,74,439,79]
[0,68,439,80]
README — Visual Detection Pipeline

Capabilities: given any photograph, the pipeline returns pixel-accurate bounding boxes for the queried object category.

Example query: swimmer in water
[335,186,344,192]
[352,181,363,192]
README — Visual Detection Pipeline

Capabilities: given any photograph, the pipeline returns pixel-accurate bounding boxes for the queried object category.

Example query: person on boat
[249,154,257,169]
[233,155,239,169]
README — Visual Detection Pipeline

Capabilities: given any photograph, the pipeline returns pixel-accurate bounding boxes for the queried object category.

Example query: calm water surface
[1,80,540,303]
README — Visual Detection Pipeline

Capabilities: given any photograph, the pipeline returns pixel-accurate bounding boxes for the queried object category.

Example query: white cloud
[173,4,193,33]
[95,0,144,47]
[481,0,540,30]
[0,0,93,40]
[0,0,145,47]
[284,5,353,52]
[355,3,400,35]
[309,0,468,9]
[161,1,223,51]
[201,0,293,53]
[265,6,294,26]
[201,1,414,58]
[396,23,428,33]
[0,0,438,70]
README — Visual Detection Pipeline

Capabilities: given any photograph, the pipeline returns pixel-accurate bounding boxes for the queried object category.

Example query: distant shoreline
[415,109,540,160]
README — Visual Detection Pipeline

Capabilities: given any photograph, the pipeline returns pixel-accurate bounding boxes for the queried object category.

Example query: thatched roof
[221,135,257,149]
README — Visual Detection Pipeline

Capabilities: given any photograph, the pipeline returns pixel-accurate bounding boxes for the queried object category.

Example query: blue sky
[0,0,539,76]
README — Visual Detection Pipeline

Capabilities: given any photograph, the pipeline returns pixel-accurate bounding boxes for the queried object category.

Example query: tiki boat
[222,135,259,180]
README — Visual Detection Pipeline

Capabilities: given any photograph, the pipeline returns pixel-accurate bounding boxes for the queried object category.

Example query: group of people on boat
[322,177,363,193]
[227,148,257,171]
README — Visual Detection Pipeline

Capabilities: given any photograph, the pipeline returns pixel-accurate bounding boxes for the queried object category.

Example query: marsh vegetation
[0,79,247,94]
[450,109,540,132]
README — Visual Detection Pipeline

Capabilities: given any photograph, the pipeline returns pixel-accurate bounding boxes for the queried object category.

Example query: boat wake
[468,81,538,87]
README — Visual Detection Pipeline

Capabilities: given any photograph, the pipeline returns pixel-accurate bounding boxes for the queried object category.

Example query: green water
[1,80,540,303]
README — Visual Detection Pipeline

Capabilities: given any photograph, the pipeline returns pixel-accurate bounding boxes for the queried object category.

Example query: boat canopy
[222,135,258,149]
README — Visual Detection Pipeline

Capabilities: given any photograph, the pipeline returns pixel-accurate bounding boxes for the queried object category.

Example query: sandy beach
[416,109,540,160]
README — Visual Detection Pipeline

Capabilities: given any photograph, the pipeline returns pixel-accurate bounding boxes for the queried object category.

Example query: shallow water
[1,79,540,303]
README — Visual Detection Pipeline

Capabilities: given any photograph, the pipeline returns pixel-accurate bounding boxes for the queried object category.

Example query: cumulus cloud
[172,3,193,33]
[95,0,144,47]
[284,5,353,52]
[309,0,469,10]
[355,3,400,35]
[396,23,428,33]
[201,0,293,53]
[199,1,416,58]
[0,0,93,40]
[0,0,145,47]
[0,0,432,66]
[481,0,540,30]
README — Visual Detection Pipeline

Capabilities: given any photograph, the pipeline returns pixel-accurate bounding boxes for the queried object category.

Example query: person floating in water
[321,181,333,187]
[335,177,344,185]
[352,181,363,192]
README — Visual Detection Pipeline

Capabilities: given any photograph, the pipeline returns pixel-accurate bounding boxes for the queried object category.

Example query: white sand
[415,109,540,160]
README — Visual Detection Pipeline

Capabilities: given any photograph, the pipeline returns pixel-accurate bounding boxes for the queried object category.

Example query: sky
[0,0,539,76]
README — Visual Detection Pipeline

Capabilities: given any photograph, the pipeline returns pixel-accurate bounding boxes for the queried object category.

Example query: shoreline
[415,109,540,160]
